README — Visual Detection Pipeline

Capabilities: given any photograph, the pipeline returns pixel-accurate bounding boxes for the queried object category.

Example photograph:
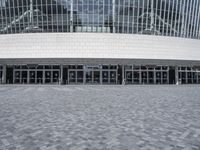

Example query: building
[0,0,200,85]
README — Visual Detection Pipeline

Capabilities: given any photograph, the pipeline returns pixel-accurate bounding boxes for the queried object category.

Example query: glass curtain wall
[0,0,200,39]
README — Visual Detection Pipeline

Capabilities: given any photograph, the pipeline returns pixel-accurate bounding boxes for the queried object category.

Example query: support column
[185,70,188,84]
[175,66,179,85]
[60,65,63,85]
[153,70,156,84]
[27,70,30,84]
[100,69,102,85]
[139,68,142,84]
[167,67,169,84]
[43,70,45,84]
[2,65,6,84]
[122,65,125,85]
[83,66,86,85]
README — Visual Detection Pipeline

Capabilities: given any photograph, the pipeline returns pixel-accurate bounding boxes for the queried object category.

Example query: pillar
[122,65,125,85]
[43,70,45,84]
[60,65,63,85]
[139,67,142,84]
[175,66,179,85]
[153,70,156,84]
[27,70,30,84]
[2,65,6,84]
[100,69,102,85]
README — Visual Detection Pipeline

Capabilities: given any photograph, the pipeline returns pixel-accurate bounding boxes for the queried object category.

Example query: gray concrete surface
[0,85,200,150]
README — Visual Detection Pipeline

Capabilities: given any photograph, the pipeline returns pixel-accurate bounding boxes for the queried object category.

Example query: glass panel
[30,71,36,84]
[110,71,117,84]
[53,71,59,83]
[14,71,20,84]
[22,71,27,84]
[45,71,51,83]
[93,71,100,84]
[77,71,83,84]
[141,71,147,84]
[156,72,161,84]
[37,71,43,84]
[126,71,132,84]
[102,71,109,84]
[69,71,76,84]
[133,71,140,84]
[148,71,154,84]
[86,70,92,84]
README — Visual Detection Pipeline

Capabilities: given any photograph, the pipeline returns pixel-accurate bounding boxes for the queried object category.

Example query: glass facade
[0,0,200,39]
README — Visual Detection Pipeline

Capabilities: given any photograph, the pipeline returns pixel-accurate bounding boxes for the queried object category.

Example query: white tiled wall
[0,33,200,61]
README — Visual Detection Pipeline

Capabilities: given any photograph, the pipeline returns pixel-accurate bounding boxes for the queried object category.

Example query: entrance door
[110,71,117,84]
[93,70,100,84]
[69,70,76,84]
[14,71,20,84]
[37,71,43,84]
[29,71,36,84]
[22,71,28,84]
[148,71,154,84]
[169,67,175,84]
[85,70,93,84]
[53,70,59,83]
[45,71,51,84]
[102,71,109,84]
[125,71,132,84]
[77,71,84,84]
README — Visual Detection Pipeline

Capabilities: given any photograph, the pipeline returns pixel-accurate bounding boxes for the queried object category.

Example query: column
[175,66,179,85]
[153,70,156,84]
[122,65,125,85]
[43,70,45,84]
[51,69,53,84]
[185,69,188,84]
[139,67,142,84]
[83,66,86,85]
[60,65,63,85]
[100,69,103,85]
[27,70,30,84]
[2,65,6,84]
[167,67,169,84]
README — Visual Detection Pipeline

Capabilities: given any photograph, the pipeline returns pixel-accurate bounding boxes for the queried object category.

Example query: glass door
[22,71,28,84]
[77,71,84,84]
[102,71,109,84]
[29,71,36,84]
[148,71,154,84]
[85,70,92,84]
[45,71,51,84]
[125,71,132,84]
[37,71,43,84]
[14,71,20,84]
[53,70,59,83]
[93,70,100,84]
[110,71,117,84]
[69,70,76,84]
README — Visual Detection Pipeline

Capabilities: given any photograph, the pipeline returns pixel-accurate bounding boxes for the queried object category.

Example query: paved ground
[0,85,200,150]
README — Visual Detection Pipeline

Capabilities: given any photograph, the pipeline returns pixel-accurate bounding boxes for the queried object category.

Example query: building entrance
[13,65,60,84]
[68,65,118,85]
[125,66,169,84]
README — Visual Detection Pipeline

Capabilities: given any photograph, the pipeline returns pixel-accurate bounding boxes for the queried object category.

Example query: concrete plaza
[0,85,200,150]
